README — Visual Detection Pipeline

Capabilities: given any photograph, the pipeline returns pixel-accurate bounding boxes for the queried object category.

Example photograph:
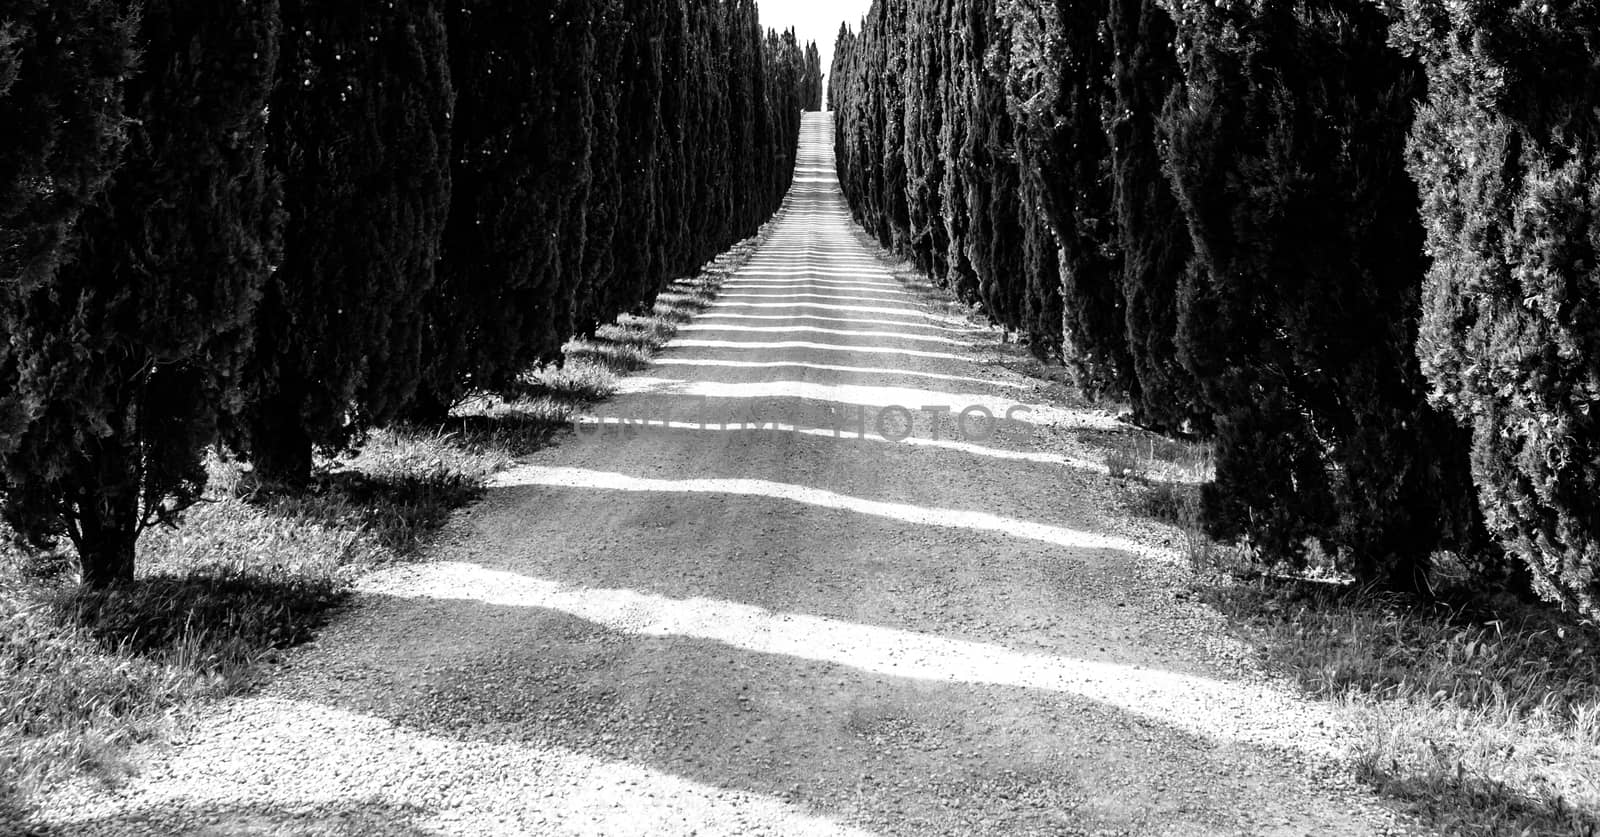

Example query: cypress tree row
[1401,2,1600,615]
[830,0,1534,593]
[236,0,454,488]
[2,1,814,582]
[408,0,809,414]
[834,0,1112,357]
[0,0,281,587]
[414,0,596,415]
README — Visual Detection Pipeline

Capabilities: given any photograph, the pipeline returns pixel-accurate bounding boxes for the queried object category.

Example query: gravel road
[33,114,1421,836]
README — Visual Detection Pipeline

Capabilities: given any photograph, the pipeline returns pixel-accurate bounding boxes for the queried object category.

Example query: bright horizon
[758,0,872,102]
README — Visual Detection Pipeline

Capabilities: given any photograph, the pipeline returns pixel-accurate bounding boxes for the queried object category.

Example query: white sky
[758,0,873,95]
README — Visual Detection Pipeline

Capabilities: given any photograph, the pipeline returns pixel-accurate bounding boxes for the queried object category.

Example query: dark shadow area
[1357,764,1600,837]
[248,466,485,558]
[443,411,572,460]
[37,799,441,837]
[56,568,348,671]
[1112,477,1201,528]
[1204,579,1600,724]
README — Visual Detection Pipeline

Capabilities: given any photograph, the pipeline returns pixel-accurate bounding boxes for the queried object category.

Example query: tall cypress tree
[964,0,1026,334]
[1402,0,1600,614]
[415,0,593,414]
[1161,0,1483,590]
[901,0,947,276]
[1,0,136,459]
[1107,0,1207,433]
[239,0,453,488]
[1,0,280,586]
[1002,0,1123,370]
[802,41,825,110]
[575,2,624,337]
[938,0,981,302]
[606,0,665,317]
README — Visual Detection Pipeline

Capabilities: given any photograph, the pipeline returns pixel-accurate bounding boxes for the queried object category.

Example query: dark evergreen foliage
[0,0,281,587]
[1,0,814,580]
[0,0,137,457]
[802,41,825,110]
[833,0,1129,362]
[1401,1,1600,615]
[830,0,1517,594]
[1002,0,1127,375]
[1160,0,1483,591]
[1106,0,1207,433]
[414,0,810,413]
[237,0,454,488]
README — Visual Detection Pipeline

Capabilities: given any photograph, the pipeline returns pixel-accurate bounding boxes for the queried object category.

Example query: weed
[1104,447,1142,480]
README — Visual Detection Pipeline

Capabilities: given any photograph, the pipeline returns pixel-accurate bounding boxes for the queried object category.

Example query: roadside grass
[0,234,766,826]
[1100,431,1220,576]
[1073,423,1600,836]
[1208,580,1600,836]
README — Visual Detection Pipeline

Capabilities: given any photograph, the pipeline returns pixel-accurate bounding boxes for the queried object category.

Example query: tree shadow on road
[28,798,441,837]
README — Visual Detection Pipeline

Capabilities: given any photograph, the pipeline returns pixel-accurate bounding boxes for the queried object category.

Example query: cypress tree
[239,0,453,488]
[1107,0,1208,433]
[901,0,948,277]
[0,0,136,459]
[654,0,693,281]
[829,23,854,113]
[878,0,912,253]
[963,0,1027,335]
[575,2,624,337]
[414,0,593,413]
[938,0,981,302]
[1402,1,1600,614]
[725,3,759,238]
[1,0,280,586]
[1001,0,1125,371]
[685,0,730,267]
[1161,0,1483,590]
[802,41,825,111]
[606,0,665,316]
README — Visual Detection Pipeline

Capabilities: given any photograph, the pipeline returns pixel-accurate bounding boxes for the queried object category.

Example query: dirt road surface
[35,114,1417,836]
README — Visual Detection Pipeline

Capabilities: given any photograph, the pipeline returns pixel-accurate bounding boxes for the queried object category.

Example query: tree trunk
[249,389,314,491]
[405,386,453,426]
[76,481,139,589]
[252,421,313,491]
